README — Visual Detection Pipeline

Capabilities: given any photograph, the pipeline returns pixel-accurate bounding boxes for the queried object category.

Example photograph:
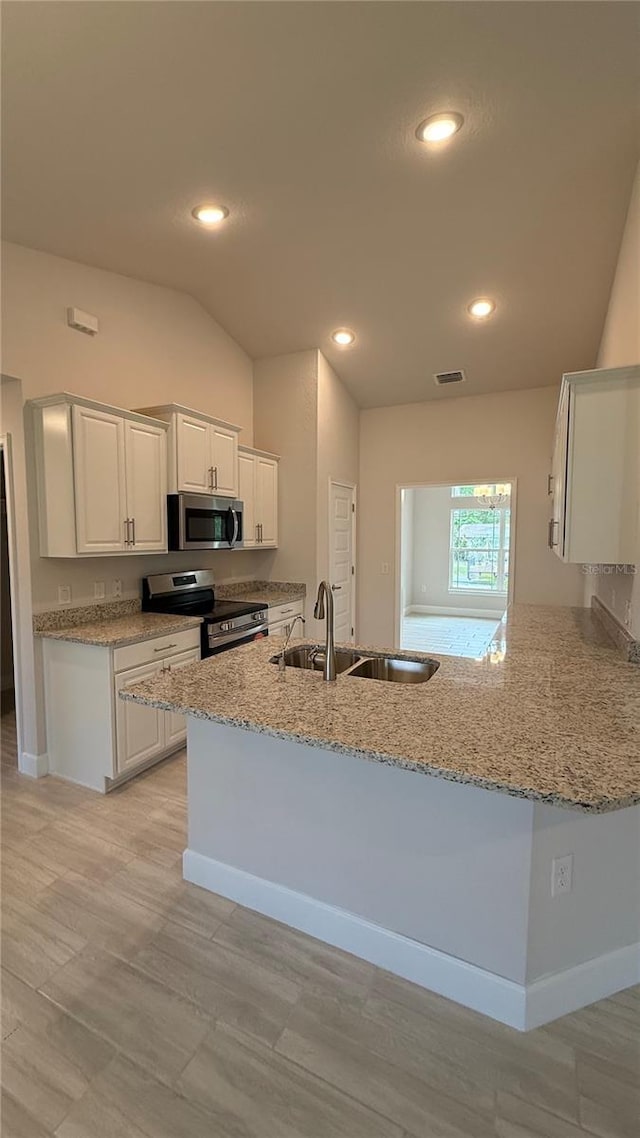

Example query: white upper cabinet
[32,394,169,558]
[238,446,279,547]
[73,405,128,554]
[135,405,240,498]
[256,455,278,546]
[238,450,256,544]
[549,365,640,563]
[124,419,168,551]
[176,414,211,493]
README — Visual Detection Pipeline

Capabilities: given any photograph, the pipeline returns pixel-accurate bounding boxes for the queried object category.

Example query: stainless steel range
[142,570,268,657]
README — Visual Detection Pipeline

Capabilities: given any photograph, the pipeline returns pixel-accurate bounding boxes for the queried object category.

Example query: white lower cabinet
[115,646,200,772]
[43,626,201,792]
[267,599,304,641]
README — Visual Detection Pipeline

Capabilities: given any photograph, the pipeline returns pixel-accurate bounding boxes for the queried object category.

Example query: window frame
[448,491,511,597]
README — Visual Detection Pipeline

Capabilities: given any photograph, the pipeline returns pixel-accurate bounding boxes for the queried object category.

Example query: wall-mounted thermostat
[66,307,99,336]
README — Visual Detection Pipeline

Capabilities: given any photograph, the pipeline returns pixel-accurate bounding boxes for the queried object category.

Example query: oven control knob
[253,612,263,621]
[220,621,231,632]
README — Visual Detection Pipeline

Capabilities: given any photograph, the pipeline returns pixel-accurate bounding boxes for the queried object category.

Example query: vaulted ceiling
[2,1,639,407]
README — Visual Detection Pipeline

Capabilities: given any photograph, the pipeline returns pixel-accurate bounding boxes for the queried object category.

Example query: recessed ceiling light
[191,204,229,225]
[468,298,496,320]
[331,328,356,347]
[416,112,464,144]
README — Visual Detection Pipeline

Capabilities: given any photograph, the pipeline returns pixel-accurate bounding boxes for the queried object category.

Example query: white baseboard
[184,849,640,1032]
[184,848,527,1029]
[18,751,49,778]
[406,604,504,620]
[524,943,640,1030]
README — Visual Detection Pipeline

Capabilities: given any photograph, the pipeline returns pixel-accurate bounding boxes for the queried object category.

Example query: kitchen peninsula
[121,605,640,1031]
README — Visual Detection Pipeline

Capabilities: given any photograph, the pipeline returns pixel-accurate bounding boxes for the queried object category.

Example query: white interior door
[73,405,127,553]
[124,420,167,551]
[329,481,355,643]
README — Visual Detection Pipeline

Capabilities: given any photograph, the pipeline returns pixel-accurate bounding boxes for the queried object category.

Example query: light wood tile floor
[1,711,638,1137]
[401,614,501,657]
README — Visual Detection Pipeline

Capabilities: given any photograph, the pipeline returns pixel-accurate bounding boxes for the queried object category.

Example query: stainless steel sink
[270,645,362,675]
[347,656,440,684]
[270,644,439,684]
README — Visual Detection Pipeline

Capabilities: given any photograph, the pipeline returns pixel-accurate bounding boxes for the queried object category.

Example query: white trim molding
[184,848,639,1032]
[406,604,505,620]
[19,751,49,778]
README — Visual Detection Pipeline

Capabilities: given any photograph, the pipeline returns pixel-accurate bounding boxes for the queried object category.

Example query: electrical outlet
[551,854,573,897]
[57,585,71,605]
[94,581,106,600]
[381,562,390,575]
[112,579,123,598]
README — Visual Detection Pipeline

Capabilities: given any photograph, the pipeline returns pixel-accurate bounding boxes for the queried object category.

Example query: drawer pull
[154,643,177,652]
[280,608,294,615]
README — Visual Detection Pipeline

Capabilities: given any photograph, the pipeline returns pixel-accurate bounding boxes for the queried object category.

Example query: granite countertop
[119,604,640,813]
[35,612,202,648]
[216,581,306,608]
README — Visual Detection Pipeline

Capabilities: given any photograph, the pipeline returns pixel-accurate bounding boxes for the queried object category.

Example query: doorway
[1,447,17,767]
[398,480,516,657]
[329,480,356,644]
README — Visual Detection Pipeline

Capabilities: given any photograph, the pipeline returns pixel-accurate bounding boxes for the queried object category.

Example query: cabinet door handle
[547,474,553,496]
[131,517,136,546]
[548,519,559,549]
[212,466,218,491]
[255,524,260,542]
[124,519,130,546]
[331,585,342,591]
[259,523,263,542]
[154,643,177,652]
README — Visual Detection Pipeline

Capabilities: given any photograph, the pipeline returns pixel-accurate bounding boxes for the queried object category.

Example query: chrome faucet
[313,581,337,681]
[278,614,305,675]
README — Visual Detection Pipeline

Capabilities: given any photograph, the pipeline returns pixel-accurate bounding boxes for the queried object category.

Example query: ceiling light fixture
[416,112,464,144]
[191,204,229,225]
[331,328,356,347]
[467,298,496,320]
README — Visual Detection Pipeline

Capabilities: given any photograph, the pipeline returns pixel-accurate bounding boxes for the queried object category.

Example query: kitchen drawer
[268,599,303,626]
[113,627,200,673]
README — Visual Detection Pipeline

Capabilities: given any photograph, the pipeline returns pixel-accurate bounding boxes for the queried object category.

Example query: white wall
[594,161,640,637]
[2,243,254,427]
[358,386,585,648]
[253,350,319,615]
[1,242,270,613]
[253,349,359,637]
[316,352,359,592]
[0,377,40,759]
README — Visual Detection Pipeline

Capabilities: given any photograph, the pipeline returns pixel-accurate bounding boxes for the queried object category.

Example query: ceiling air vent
[433,369,466,386]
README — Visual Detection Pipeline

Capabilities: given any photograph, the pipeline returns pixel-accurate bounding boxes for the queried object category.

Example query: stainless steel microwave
[167,494,244,550]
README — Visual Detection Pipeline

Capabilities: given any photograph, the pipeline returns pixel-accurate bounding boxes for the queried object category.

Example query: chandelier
[474,484,510,509]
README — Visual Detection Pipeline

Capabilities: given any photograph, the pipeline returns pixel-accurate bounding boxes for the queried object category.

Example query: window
[449,484,511,594]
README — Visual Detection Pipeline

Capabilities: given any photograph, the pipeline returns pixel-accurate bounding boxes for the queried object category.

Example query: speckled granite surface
[119,604,640,813]
[591,595,640,664]
[33,598,141,632]
[35,611,202,648]
[216,580,306,607]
